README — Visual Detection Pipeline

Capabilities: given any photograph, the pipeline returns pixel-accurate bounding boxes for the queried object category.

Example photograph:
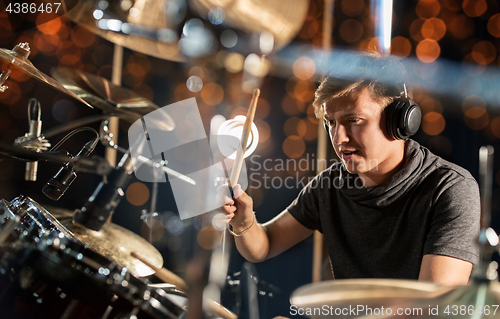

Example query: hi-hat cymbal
[48,206,163,277]
[0,43,93,108]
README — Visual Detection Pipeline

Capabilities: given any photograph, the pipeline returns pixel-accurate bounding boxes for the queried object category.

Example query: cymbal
[48,206,163,278]
[65,0,184,62]
[52,67,175,130]
[291,279,454,318]
[66,0,308,62]
[0,43,92,108]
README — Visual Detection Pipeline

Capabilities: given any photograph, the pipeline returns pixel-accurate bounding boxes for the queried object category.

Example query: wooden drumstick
[131,252,237,319]
[229,88,260,187]
[131,251,188,291]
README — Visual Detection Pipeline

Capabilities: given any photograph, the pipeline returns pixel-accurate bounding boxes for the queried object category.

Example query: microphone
[42,139,98,200]
[25,98,42,181]
[73,153,134,231]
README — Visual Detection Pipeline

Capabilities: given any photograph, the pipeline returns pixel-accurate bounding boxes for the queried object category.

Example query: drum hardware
[0,230,179,319]
[13,98,51,182]
[132,251,238,319]
[0,141,112,176]
[0,43,93,107]
[42,129,100,201]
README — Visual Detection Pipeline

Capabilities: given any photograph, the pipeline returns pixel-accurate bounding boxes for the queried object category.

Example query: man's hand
[217,184,255,234]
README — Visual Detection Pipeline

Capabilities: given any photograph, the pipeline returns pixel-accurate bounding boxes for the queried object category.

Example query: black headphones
[323,84,421,141]
[384,84,422,140]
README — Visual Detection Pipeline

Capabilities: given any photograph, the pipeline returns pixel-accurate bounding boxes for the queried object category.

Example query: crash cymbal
[65,0,184,62]
[291,279,454,318]
[65,220,164,278]
[66,0,308,62]
[191,0,309,51]
[49,207,163,277]
[0,43,93,107]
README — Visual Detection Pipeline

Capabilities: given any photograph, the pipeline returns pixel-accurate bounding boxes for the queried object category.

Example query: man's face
[323,87,404,179]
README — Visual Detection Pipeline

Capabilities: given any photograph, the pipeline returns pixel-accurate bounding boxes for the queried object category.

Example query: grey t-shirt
[287,140,480,279]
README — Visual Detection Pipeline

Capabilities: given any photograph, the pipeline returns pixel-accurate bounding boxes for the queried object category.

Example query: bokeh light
[471,41,496,65]
[415,0,441,19]
[464,106,489,130]
[283,135,306,158]
[422,111,446,135]
[341,0,365,17]
[391,36,412,58]
[282,95,305,116]
[339,19,364,43]
[489,116,500,139]
[293,57,316,80]
[462,95,486,113]
[416,39,441,63]
[197,226,222,250]
[488,13,500,38]
[284,117,302,136]
[421,18,446,41]
[200,82,224,106]
[462,0,487,17]
[449,15,475,39]
[126,182,150,206]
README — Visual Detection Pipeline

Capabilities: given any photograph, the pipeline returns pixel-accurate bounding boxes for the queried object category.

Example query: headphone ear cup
[386,98,422,140]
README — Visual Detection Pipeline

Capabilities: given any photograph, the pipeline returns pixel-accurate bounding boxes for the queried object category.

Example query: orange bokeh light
[421,18,446,41]
[391,37,412,58]
[416,39,441,63]
[200,82,224,106]
[293,57,316,80]
[488,13,500,38]
[471,41,496,65]
[283,135,306,158]
[462,0,487,17]
[341,0,365,17]
[71,25,96,48]
[449,15,475,39]
[416,0,441,19]
[422,112,446,135]
[126,182,150,206]
[339,19,364,43]
[465,107,489,130]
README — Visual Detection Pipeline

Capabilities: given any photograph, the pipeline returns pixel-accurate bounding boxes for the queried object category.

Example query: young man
[221,58,480,286]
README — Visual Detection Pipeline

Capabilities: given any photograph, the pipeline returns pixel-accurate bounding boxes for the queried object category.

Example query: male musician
[221,56,480,286]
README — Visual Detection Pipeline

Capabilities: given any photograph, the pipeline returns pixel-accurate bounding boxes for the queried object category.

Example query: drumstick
[229,88,260,188]
[131,252,237,319]
[131,251,188,291]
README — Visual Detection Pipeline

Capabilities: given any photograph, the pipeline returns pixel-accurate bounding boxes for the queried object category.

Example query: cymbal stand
[473,146,499,281]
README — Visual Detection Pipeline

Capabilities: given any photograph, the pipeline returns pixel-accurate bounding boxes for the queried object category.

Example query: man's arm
[221,185,314,263]
[419,254,472,286]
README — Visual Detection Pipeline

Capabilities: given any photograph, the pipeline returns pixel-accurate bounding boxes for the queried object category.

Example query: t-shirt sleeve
[424,176,480,264]
[286,174,324,232]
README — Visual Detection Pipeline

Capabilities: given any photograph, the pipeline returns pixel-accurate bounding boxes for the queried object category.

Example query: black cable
[49,127,99,153]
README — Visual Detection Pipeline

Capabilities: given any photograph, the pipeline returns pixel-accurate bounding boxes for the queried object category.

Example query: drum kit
[1,1,500,318]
